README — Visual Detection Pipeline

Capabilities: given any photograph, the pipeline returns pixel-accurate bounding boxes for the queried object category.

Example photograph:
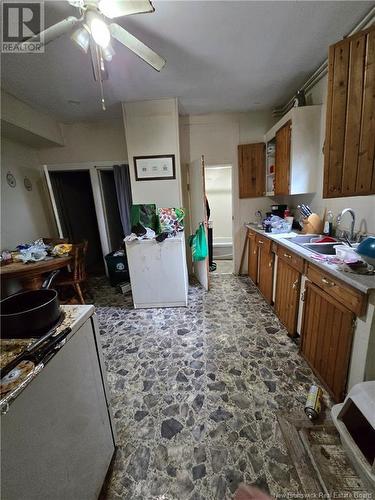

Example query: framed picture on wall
[134,155,176,181]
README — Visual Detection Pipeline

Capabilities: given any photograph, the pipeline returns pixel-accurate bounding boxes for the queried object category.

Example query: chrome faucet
[336,208,356,242]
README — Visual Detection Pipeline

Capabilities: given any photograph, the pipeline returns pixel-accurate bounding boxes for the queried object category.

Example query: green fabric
[189,224,208,261]
[131,204,161,233]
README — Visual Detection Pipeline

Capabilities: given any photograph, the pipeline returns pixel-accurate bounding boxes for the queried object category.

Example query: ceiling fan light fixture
[71,26,90,53]
[101,43,115,62]
[86,11,111,48]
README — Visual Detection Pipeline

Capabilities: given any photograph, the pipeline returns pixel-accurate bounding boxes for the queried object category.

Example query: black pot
[0,271,61,339]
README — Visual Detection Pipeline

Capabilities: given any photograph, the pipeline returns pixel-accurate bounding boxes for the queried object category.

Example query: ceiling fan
[19,0,166,110]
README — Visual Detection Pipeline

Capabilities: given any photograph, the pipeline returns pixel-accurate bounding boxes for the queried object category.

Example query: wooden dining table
[0,256,72,291]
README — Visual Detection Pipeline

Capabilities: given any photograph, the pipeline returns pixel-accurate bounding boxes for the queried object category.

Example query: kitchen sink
[303,243,337,255]
[287,235,319,244]
[285,235,338,255]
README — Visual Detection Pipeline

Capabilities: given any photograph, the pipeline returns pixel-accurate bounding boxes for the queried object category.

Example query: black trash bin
[105,251,129,287]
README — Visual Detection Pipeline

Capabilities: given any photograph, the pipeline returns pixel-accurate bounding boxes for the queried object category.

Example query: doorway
[48,170,105,275]
[99,170,124,252]
[204,165,233,275]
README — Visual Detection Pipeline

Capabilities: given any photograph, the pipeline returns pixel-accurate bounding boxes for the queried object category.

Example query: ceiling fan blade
[98,0,154,19]
[18,16,80,48]
[109,23,165,71]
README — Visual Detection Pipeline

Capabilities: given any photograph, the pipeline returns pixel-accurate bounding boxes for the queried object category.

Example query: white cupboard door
[189,156,209,291]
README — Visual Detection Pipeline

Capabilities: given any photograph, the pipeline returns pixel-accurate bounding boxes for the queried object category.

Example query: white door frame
[43,161,126,266]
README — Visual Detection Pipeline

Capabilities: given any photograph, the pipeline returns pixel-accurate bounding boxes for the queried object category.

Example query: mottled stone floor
[211,260,233,274]
[89,274,328,500]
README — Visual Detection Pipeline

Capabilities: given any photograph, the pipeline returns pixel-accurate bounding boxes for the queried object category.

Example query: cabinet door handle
[268,261,273,268]
[321,277,335,287]
[292,279,299,290]
[258,240,264,245]
[283,253,292,259]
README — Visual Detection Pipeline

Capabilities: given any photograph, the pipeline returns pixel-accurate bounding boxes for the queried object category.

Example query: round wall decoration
[24,177,33,191]
[6,172,16,188]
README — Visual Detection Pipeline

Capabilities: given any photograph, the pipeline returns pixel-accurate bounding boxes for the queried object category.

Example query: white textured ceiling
[1,1,374,122]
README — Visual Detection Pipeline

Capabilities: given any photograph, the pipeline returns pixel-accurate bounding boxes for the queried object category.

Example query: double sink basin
[284,235,338,255]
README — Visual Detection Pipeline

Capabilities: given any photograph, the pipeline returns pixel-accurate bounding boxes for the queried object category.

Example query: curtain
[113,164,133,236]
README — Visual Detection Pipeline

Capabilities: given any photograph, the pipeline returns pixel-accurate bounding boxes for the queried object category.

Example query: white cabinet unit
[125,231,189,308]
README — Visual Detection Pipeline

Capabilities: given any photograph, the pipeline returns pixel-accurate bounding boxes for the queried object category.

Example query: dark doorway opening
[49,170,104,275]
[99,170,124,252]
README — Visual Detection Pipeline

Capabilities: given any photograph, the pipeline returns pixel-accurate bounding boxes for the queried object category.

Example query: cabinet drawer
[276,246,304,272]
[306,263,367,316]
[256,235,271,253]
[247,229,256,239]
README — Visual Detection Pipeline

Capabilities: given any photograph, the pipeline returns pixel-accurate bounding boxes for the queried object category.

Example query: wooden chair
[43,237,69,246]
[55,241,88,304]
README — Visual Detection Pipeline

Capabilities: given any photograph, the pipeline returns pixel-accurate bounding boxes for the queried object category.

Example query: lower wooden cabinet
[247,231,274,304]
[300,281,355,402]
[247,232,258,283]
[258,244,274,304]
[274,258,301,336]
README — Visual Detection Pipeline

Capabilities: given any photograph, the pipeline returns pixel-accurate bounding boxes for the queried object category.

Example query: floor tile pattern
[89,274,327,499]
[211,260,233,274]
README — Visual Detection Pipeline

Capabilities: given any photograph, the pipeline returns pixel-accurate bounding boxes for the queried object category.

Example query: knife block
[302,213,323,234]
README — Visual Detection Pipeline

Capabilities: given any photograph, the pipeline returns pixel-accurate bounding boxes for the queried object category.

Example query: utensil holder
[302,213,323,234]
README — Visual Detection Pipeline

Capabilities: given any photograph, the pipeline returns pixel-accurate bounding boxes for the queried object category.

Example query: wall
[38,119,127,165]
[305,75,375,234]
[2,116,128,260]
[1,138,56,249]
[205,166,232,242]
[1,91,64,148]
[122,98,182,207]
[180,111,275,273]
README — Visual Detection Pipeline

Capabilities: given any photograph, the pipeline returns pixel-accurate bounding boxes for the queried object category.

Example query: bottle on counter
[323,210,334,236]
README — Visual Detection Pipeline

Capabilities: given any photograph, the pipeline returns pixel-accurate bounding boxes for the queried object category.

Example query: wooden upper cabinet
[275,121,292,195]
[238,143,265,198]
[324,25,375,198]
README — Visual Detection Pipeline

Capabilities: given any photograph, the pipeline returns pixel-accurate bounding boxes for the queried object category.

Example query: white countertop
[246,225,375,294]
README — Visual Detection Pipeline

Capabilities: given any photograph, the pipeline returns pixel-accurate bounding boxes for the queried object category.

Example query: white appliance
[125,231,189,308]
[1,305,116,500]
[331,381,375,491]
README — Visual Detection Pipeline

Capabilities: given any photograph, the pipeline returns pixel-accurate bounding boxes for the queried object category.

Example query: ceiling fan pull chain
[95,44,106,111]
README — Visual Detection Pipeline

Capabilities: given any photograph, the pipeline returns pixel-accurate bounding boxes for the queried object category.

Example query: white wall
[122,98,182,208]
[1,91,64,148]
[1,138,56,249]
[205,166,232,242]
[305,75,375,234]
[38,119,127,165]
[2,116,128,256]
[180,111,275,273]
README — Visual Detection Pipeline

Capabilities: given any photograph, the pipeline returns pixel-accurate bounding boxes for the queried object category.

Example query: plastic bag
[158,208,185,233]
[189,224,208,261]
